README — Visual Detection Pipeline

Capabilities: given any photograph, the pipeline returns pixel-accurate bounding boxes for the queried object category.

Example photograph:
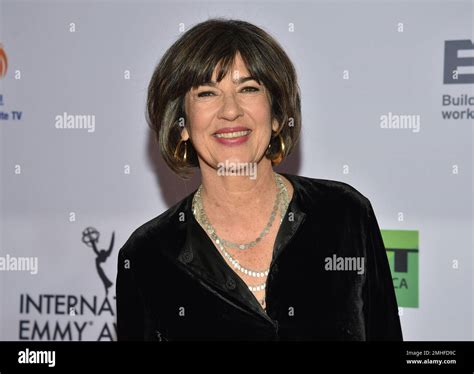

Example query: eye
[197,91,217,98]
[241,86,260,93]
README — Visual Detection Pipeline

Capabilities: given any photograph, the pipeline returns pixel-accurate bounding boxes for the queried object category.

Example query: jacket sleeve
[116,246,145,341]
[364,200,403,341]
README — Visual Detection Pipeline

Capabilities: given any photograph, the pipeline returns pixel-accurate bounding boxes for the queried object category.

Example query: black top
[116,173,403,341]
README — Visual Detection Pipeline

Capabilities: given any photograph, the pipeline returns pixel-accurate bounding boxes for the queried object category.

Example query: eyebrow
[200,76,259,87]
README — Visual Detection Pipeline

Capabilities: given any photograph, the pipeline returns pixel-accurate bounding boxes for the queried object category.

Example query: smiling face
[182,52,279,171]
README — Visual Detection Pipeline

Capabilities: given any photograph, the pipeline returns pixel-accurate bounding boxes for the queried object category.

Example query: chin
[214,156,259,178]
[212,152,251,164]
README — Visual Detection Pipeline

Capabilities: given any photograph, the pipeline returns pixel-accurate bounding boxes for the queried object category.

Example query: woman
[116,18,403,341]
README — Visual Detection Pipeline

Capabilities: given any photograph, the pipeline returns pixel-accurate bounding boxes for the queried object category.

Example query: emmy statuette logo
[81,227,115,295]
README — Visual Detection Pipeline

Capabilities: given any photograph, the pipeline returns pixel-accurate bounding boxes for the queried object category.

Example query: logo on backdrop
[444,39,474,84]
[382,230,419,308]
[0,43,7,79]
[0,44,6,107]
[17,227,118,341]
[442,39,474,120]
[0,43,23,122]
[82,227,114,295]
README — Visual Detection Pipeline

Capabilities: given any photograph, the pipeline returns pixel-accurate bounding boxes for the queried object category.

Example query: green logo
[381,230,419,308]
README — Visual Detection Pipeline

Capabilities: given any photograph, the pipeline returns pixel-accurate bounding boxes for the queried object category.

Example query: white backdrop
[0,0,473,340]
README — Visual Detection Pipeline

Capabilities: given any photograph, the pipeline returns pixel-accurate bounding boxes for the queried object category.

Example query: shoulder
[282,173,372,217]
[118,192,192,261]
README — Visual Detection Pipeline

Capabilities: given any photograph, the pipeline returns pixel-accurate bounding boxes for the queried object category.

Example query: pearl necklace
[192,173,289,276]
[196,173,288,251]
[192,173,290,307]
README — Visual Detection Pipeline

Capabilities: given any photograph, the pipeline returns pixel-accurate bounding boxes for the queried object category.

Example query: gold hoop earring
[268,133,285,166]
[173,139,188,163]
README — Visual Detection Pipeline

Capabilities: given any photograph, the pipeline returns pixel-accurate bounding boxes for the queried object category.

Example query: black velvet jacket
[116,173,403,341]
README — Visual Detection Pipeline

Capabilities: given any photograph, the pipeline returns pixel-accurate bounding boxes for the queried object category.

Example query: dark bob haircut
[146,18,301,179]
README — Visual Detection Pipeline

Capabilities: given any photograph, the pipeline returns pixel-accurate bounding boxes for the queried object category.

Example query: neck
[199,159,277,213]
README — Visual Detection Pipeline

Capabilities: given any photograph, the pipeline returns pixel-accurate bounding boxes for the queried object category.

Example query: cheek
[187,106,212,133]
[246,96,272,119]
[249,104,273,134]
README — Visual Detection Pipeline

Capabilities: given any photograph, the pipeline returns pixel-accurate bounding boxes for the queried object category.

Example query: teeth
[215,130,250,139]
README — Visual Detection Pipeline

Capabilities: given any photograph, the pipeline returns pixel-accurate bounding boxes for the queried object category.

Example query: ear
[181,127,190,141]
[271,118,279,133]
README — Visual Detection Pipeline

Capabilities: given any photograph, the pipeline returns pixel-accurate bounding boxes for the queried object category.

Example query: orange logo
[0,44,8,78]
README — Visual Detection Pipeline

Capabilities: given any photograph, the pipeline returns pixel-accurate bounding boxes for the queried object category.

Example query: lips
[213,126,251,135]
[212,126,252,145]
[214,130,251,139]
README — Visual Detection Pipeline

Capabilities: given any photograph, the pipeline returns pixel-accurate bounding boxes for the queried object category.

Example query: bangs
[181,38,266,92]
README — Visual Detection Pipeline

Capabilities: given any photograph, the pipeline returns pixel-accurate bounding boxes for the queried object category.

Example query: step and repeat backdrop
[0,0,472,341]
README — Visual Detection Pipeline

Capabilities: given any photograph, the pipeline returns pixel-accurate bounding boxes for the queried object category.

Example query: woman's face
[182,53,278,171]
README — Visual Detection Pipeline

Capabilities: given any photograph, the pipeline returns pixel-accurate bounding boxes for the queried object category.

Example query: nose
[217,93,244,121]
